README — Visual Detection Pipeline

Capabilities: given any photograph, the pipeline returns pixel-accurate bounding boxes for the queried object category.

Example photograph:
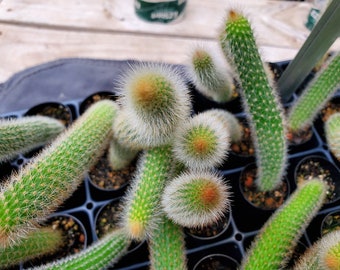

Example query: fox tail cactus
[0,100,118,247]
[325,112,340,162]
[0,116,65,162]
[219,7,287,191]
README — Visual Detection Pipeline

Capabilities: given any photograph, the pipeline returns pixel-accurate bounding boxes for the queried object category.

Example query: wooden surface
[0,0,339,83]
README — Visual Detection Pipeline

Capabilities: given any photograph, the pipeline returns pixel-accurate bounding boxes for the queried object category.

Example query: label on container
[135,0,187,23]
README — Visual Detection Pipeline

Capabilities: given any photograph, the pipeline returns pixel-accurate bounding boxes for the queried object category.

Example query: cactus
[0,100,118,247]
[0,227,64,269]
[0,116,65,162]
[149,213,187,270]
[115,63,191,148]
[219,8,287,191]
[324,112,340,161]
[29,228,130,270]
[120,145,174,241]
[287,51,340,132]
[161,170,230,228]
[172,110,231,170]
[186,45,234,103]
[241,179,327,270]
[108,137,139,170]
[294,230,340,270]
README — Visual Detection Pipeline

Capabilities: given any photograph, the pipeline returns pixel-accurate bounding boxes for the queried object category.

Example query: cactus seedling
[187,45,234,103]
[219,8,287,191]
[29,228,130,270]
[325,112,340,161]
[287,52,340,132]
[161,170,230,228]
[241,179,327,270]
[0,100,118,247]
[0,116,65,162]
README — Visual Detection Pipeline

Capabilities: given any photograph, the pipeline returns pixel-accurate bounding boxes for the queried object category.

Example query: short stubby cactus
[173,110,231,169]
[219,8,287,191]
[108,137,139,170]
[0,100,118,247]
[241,179,327,270]
[121,145,174,240]
[294,230,340,270]
[116,64,191,148]
[149,213,187,270]
[0,116,65,162]
[187,45,234,103]
[161,170,231,228]
[287,52,340,132]
[30,228,130,270]
[0,227,64,269]
[324,112,340,161]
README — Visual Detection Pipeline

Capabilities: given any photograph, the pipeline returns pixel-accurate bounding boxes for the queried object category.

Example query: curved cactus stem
[241,179,327,270]
[0,100,118,247]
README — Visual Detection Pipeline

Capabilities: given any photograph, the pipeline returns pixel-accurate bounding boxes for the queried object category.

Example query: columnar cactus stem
[108,137,139,170]
[219,8,287,191]
[187,45,234,103]
[241,179,327,270]
[324,112,340,161]
[121,145,174,241]
[29,228,130,270]
[116,64,191,148]
[294,230,340,270]
[0,100,118,247]
[0,227,64,269]
[0,116,65,162]
[149,213,187,270]
[287,52,340,132]
[173,110,231,170]
[161,170,231,228]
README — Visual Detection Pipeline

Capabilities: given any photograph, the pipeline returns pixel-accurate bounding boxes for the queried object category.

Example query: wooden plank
[0,0,317,48]
[0,23,299,83]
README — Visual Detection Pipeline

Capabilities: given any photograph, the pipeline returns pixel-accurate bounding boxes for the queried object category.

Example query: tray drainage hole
[234,233,243,241]
[86,202,94,210]
[16,158,25,166]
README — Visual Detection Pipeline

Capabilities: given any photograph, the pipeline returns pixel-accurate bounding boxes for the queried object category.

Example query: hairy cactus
[0,227,64,269]
[324,112,340,161]
[0,100,118,247]
[161,170,230,228]
[241,179,327,270]
[120,145,174,240]
[172,110,231,170]
[186,45,234,103]
[149,213,187,270]
[115,63,191,148]
[0,116,65,162]
[294,230,340,270]
[287,52,340,132]
[29,228,130,270]
[108,137,139,170]
[219,8,287,191]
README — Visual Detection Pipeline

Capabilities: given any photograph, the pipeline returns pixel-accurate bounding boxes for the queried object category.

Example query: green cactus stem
[149,213,187,270]
[0,227,64,269]
[287,52,340,132]
[173,110,231,170]
[162,170,230,228]
[294,230,340,270]
[121,145,174,241]
[0,100,118,248]
[187,45,234,103]
[325,112,340,162]
[0,116,65,162]
[219,8,287,191]
[29,228,130,270]
[108,137,139,170]
[241,179,327,270]
[116,64,191,148]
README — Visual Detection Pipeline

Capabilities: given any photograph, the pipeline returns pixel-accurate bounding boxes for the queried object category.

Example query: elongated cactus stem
[241,179,327,270]
[108,137,139,170]
[0,116,65,162]
[219,8,287,191]
[325,112,340,161]
[288,52,340,132]
[0,100,118,247]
